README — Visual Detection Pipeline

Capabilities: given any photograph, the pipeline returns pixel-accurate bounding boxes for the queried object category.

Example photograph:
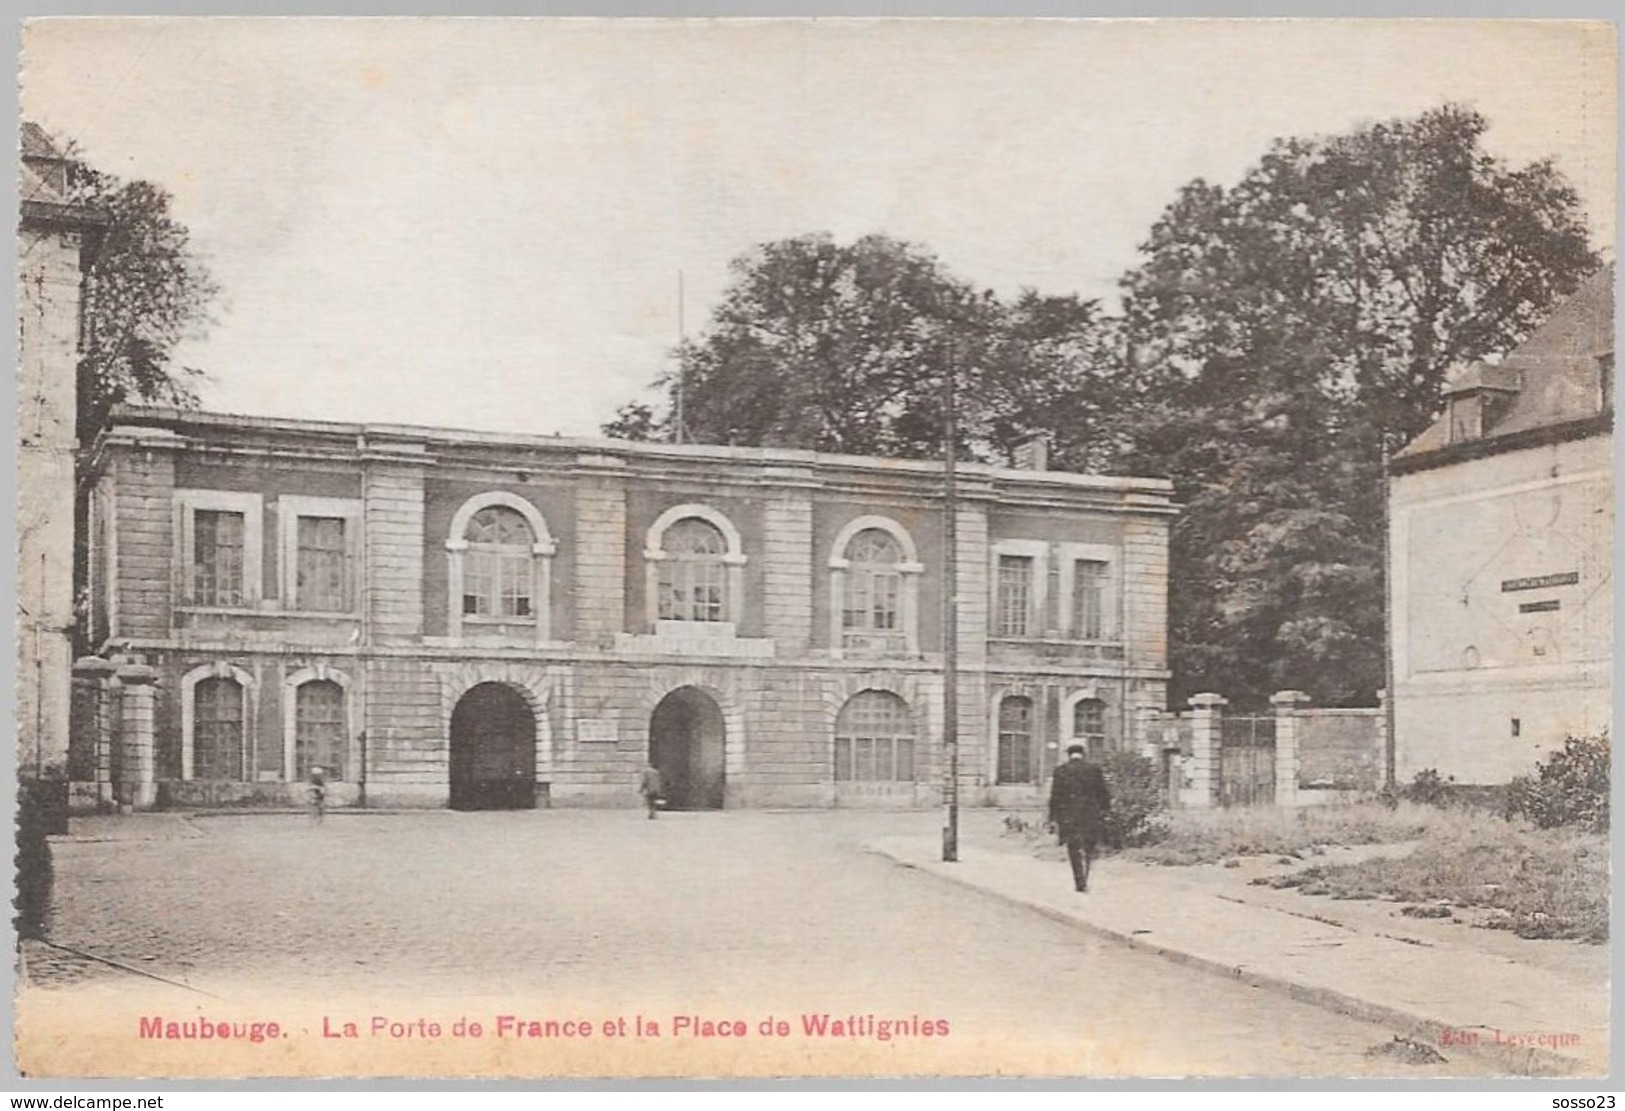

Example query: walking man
[1048,744,1111,892]
[638,760,665,819]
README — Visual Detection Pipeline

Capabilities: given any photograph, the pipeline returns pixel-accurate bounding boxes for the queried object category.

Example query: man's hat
[1065,744,1086,757]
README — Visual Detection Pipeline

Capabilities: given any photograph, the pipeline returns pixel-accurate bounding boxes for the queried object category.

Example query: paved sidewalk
[869,835,1609,1077]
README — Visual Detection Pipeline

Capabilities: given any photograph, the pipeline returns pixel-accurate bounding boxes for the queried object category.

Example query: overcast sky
[21,18,1616,438]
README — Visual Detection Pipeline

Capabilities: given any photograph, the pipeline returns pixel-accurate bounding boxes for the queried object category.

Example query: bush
[1506,732,1609,833]
[1100,750,1167,847]
[1384,770,1510,816]
[1402,768,1451,807]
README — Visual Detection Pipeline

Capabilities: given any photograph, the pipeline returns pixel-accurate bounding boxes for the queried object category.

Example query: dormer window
[1442,362,1521,445]
[1447,394,1484,443]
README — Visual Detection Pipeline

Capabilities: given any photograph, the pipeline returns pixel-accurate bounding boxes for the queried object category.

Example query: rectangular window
[465,551,532,618]
[500,553,533,618]
[295,681,346,780]
[295,516,349,612]
[997,555,1034,637]
[193,677,245,780]
[177,490,263,610]
[464,553,494,616]
[193,510,246,606]
[997,697,1034,785]
[1073,559,1108,640]
[660,561,725,622]
[843,569,901,635]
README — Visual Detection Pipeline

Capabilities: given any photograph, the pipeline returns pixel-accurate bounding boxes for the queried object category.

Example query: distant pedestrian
[308,765,327,826]
[638,761,665,819]
[1048,744,1111,892]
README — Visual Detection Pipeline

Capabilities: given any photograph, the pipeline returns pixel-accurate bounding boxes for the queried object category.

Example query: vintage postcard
[12,18,1615,1080]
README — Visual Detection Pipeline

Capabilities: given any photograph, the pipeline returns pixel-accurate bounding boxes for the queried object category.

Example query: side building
[18,121,101,788]
[1388,267,1613,783]
[78,408,1173,810]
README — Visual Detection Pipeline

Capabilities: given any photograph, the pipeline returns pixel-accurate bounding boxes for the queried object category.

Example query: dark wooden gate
[1220,714,1276,807]
[449,682,537,810]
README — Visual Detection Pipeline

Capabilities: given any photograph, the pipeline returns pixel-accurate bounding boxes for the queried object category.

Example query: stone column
[72,657,119,811]
[1376,688,1392,791]
[116,664,159,811]
[1136,705,1164,761]
[1271,690,1310,808]
[1186,692,1226,808]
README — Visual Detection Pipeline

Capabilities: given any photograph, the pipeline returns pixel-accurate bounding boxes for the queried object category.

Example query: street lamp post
[941,340,960,863]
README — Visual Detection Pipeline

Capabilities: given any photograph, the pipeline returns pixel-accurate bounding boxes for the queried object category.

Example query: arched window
[843,528,902,635]
[657,517,729,623]
[997,695,1035,785]
[829,516,922,658]
[834,690,914,782]
[295,679,347,780]
[446,493,556,643]
[194,677,246,780]
[1073,698,1107,755]
[464,506,535,620]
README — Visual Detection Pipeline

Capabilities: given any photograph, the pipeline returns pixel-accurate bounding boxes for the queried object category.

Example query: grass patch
[1300,820,1609,943]
[1116,802,1450,866]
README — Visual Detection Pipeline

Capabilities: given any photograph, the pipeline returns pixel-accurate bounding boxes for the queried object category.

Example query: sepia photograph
[11,17,1616,1081]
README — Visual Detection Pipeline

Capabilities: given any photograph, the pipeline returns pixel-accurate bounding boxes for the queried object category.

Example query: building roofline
[1389,411,1612,476]
[103,405,1177,496]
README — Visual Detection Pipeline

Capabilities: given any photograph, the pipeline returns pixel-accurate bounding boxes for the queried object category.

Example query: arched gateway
[649,686,726,810]
[449,682,536,810]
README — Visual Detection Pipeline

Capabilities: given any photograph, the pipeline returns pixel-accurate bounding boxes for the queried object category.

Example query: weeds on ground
[1257,819,1609,943]
[1116,801,1449,866]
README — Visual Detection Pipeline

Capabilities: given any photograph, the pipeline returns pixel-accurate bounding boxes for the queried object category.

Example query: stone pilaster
[953,502,989,663]
[72,657,119,810]
[364,461,427,643]
[761,481,814,650]
[1186,692,1226,808]
[116,664,159,811]
[1270,689,1311,808]
[572,455,628,646]
[1122,517,1170,671]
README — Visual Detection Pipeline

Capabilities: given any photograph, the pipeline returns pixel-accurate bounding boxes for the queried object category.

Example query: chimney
[1012,435,1049,471]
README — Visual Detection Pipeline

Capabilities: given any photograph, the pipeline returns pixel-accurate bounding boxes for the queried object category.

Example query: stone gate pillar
[71,656,119,811]
[116,664,159,811]
[1136,705,1163,761]
[1271,690,1310,808]
[1186,692,1226,808]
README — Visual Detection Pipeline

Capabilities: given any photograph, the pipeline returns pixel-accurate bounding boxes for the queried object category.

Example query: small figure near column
[638,760,665,819]
[308,765,327,826]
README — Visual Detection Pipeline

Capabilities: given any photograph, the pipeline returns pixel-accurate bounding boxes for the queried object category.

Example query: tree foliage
[649,234,989,457]
[606,105,1599,709]
[615,233,1125,468]
[1116,104,1598,706]
[69,156,218,441]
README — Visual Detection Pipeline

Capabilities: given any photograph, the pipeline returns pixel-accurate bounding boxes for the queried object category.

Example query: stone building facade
[78,407,1173,810]
[1389,267,1613,783]
[18,122,101,786]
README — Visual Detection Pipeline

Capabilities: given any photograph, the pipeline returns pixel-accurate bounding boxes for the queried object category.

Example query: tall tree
[68,155,218,442]
[1118,104,1599,706]
[56,141,218,654]
[641,234,991,457]
[606,233,1127,467]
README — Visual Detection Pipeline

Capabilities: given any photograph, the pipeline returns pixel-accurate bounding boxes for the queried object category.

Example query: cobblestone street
[24,809,1494,1077]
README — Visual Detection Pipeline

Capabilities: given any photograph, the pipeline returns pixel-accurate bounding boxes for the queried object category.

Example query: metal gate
[1219,714,1276,807]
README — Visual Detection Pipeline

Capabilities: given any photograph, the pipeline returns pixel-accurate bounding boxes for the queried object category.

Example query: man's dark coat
[1048,758,1111,844]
